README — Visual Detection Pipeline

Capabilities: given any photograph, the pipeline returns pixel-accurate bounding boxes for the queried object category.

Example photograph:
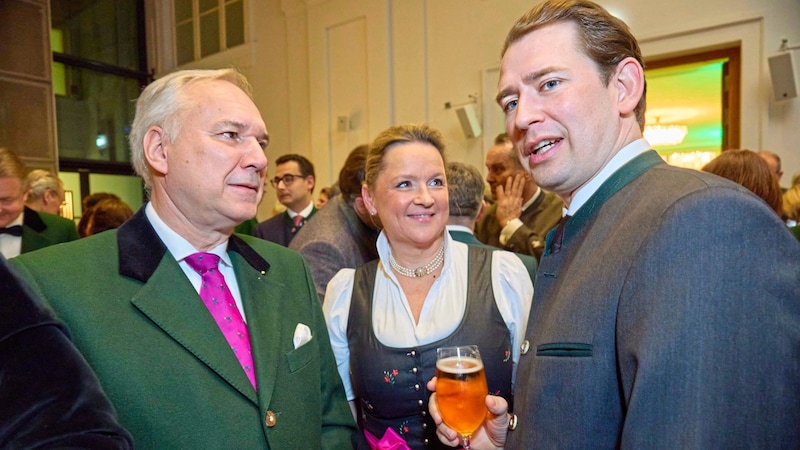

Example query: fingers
[427,385,462,446]
[486,394,509,416]
[511,173,525,197]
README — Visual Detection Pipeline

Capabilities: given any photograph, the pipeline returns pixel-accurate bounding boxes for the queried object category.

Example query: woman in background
[702,149,783,217]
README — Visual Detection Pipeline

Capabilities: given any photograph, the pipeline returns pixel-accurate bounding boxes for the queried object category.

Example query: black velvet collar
[117,206,270,283]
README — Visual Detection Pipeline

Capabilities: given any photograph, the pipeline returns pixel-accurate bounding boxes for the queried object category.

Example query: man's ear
[143,126,169,175]
[361,184,377,215]
[44,189,59,206]
[613,57,645,117]
[475,199,487,225]
[306,175,315,193]
[353,196,368,215]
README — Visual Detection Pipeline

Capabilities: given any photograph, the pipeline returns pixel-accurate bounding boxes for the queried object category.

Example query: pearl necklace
[388,244,445,278]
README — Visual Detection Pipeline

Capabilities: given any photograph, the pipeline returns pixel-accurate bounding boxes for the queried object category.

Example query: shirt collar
[288,201,314,218]
[7,212,23,227]
[521,186,541,211]
[567,139,651,215]
[145,203,231,267]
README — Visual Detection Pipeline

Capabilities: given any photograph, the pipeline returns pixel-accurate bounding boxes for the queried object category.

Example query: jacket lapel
[119,208,258,403]
[544,150,664,254]
[227,236,278,408]
[21,207,50,253]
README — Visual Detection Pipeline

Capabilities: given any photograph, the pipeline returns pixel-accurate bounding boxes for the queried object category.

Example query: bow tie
[0,225,23,236]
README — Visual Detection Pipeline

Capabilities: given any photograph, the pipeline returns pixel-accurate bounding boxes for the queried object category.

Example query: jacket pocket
[536,342,592,357]
[285,337,315,373]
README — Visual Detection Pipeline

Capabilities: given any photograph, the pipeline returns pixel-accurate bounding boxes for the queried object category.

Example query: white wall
[148,0,800,219]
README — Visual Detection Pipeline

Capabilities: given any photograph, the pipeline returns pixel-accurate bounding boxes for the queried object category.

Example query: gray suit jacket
[10,207,359,449]
[289,196,379,300]
[509,151,800,448]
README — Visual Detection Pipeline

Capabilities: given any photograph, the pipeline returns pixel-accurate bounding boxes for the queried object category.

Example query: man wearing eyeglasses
[254,154,318,247]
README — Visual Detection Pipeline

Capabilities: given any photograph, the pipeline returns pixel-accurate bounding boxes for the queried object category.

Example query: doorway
[644,46,741,169]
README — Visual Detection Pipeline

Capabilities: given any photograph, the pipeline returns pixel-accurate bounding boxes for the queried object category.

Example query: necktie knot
[0,225,23,236]
[292,215,304,227]
[185,252,221,274]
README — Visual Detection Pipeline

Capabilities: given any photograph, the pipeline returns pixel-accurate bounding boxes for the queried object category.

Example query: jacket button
[520,340,530,355]
[265,411,277,427]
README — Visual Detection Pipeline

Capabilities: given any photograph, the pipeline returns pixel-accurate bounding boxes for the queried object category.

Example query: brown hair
[78,197,134,237]
[702,149,783,217]
[502,0,647,129]
[364,124,446,190]
[337,144,369,203]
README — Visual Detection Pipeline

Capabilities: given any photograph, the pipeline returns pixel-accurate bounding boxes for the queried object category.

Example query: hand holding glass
[435,345,488,450]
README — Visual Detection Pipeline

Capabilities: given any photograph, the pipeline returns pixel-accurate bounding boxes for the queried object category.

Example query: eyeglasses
[270,173,305,188]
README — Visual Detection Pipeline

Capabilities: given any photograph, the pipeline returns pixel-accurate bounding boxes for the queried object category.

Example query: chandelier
[644,118,688,147]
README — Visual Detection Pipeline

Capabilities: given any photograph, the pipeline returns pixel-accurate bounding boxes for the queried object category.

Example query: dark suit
[447,227,537,283]
[0,255,132,449]
[20,206,79,254]
[475,190,562,260]
[289,196,379,300]
[254,206,318,247]
[10,207,358,449]
[509,151,800,448]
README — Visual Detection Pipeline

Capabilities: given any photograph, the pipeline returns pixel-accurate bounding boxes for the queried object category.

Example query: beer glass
[435,345,488,450]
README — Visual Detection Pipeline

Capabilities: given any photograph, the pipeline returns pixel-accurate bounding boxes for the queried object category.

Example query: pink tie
[185,252,257,390]
[293,215,304,228]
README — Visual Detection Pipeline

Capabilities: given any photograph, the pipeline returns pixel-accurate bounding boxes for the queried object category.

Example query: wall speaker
[456,104,482,139]
[768,52,797,101]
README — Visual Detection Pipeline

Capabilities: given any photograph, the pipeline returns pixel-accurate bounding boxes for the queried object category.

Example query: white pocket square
[293,323,312,349]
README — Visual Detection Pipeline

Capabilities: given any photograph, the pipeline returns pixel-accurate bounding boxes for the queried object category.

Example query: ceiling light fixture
[644,118,688,146]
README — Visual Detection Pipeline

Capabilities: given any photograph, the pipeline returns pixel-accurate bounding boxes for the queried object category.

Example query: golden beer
[435,355,488,435]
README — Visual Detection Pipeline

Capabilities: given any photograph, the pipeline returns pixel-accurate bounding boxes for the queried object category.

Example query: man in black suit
[0,148,78,259]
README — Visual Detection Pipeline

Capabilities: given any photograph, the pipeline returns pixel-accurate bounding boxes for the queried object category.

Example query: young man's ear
[613,57,645,118]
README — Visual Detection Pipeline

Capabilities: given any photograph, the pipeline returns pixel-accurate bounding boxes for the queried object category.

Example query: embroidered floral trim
[398,419,411,435]
[383,368,399,384]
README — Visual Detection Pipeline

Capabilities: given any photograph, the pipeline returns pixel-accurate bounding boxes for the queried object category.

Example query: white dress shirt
[324,231,533,400]
[0,212,24,259]
[145,203,247,321]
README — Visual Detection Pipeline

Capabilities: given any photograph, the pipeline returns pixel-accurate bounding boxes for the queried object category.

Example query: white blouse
[323,231,533,400]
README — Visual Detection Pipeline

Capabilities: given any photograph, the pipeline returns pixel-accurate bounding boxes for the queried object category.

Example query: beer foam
[436,356,484,374]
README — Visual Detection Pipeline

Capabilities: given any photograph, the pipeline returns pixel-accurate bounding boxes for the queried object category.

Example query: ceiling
[644,60,724,153]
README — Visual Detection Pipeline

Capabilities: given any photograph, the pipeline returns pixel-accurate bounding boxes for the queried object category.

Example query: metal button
[412,367,418,374]
[265,410,277,427]
[414,383,420,391]
[418,399,424,406]
[520,340,531,355]
[410,350,416,357]
[421,410,427,417]
[422,422,427,429]
[424,438,429,445]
